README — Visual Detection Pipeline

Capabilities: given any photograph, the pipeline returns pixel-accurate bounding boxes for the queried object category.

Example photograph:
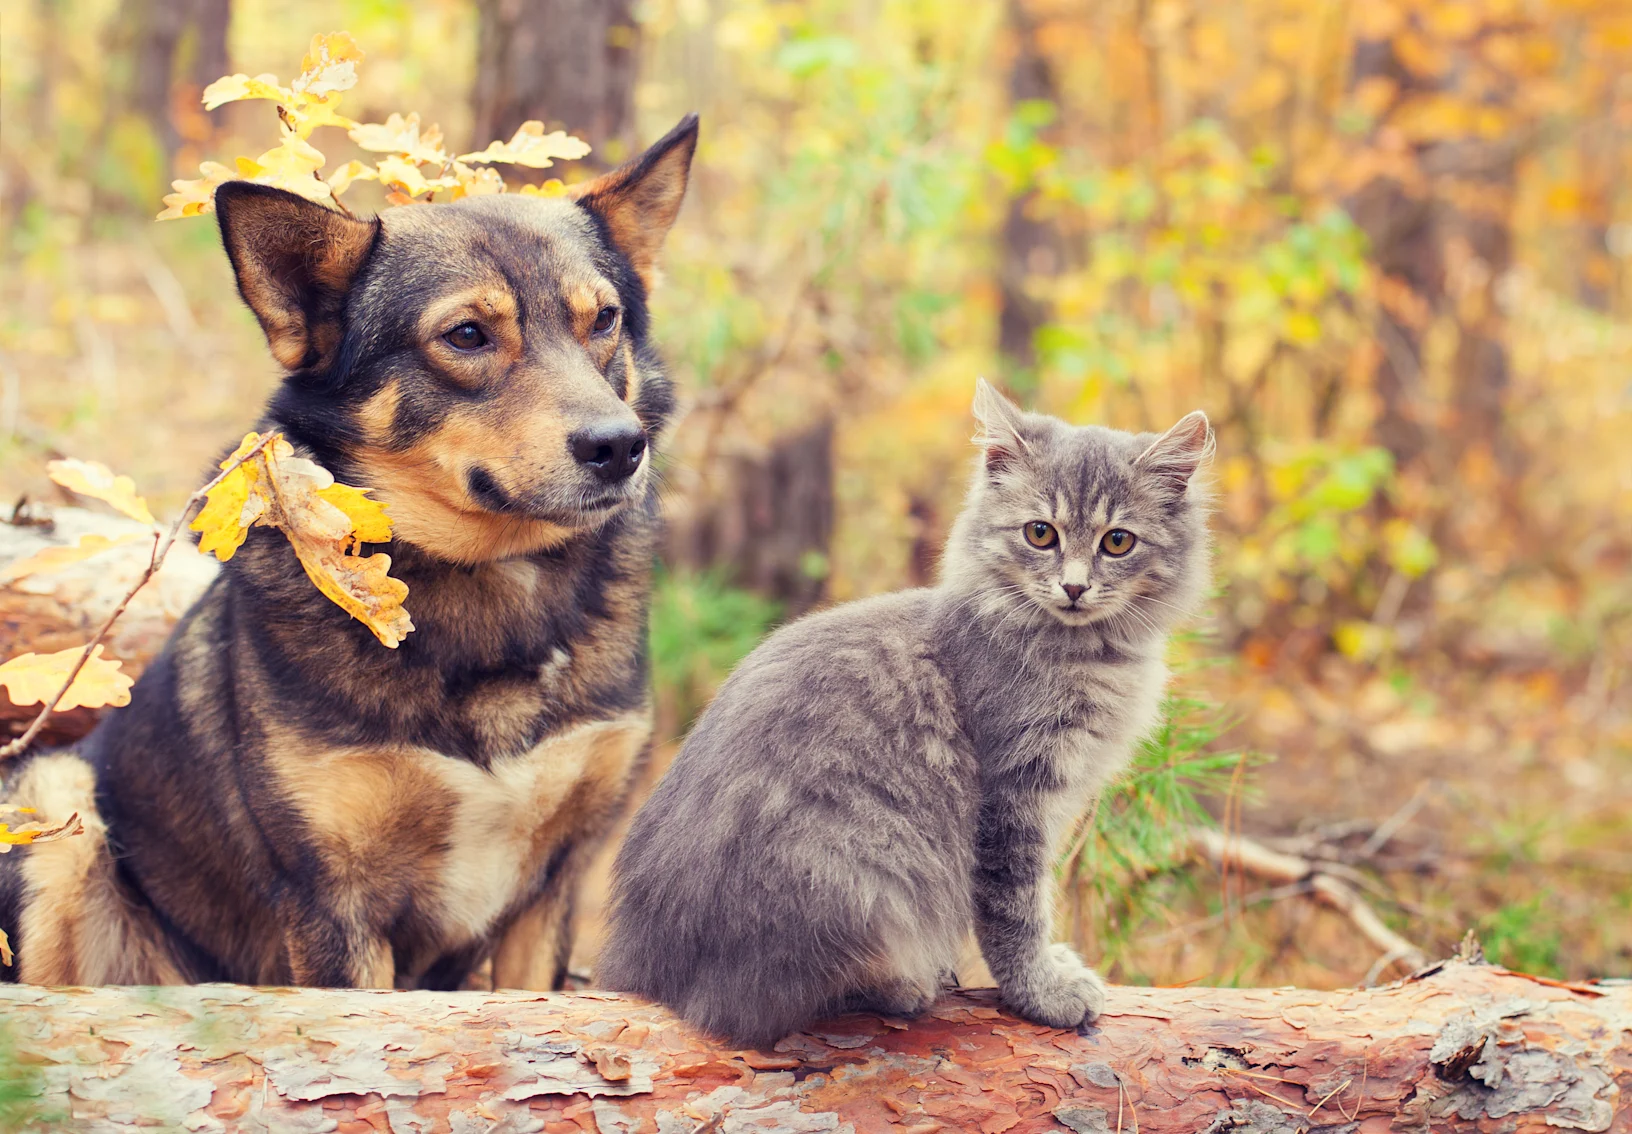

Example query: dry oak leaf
[375,154,456,199]
[1,928,11,965]
[1,532,150,584]
[327,159,378,196]
[0,645,133,712]
[293,31,363,98]
[46,458,156,525]
[158,160,237,220]
[458,120,591,168]
[0,810,85,853]
[191,432,413,647]
[349,112,450,165]
[202,72,293,111]
[237,134,333,202]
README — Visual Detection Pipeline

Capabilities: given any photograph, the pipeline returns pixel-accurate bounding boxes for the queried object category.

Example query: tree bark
[0,508,216,747]
[3,962,1625,1131]
[663,421,835,617]
[471,0,639,159]
[997,0,1062,372]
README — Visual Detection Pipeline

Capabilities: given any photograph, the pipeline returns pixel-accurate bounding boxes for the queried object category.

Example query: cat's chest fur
[966,640,1169,854]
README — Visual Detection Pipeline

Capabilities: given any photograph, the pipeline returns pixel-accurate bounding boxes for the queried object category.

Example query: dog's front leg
[491,869,578,990]
[282,905,395,988]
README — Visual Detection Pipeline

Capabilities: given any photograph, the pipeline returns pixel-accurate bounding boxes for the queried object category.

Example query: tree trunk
[471,0,639,160]
[1343,7,1530,482]
[109,0,231,172]
[0,508,216,748]
[997,0,1062,372]
[664,421,835,616]
[3,962,1624,1131]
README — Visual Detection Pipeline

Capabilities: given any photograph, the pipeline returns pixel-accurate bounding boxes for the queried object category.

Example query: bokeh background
[1,0,1628,988]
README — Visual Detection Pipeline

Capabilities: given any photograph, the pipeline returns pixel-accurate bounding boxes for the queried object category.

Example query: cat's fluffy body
[599,382,1211,1047]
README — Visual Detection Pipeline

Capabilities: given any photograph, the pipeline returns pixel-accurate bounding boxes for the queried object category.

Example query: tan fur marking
[356,380,402,445]
[11,754,183,985]
[352,409,581,563]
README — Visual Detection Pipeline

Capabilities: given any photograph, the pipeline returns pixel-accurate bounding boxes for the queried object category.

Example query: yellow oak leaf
[240,134,332,201]
[327,159,378,196]
[286,92,358,139]
[2,533,150,584]
[317,483,393,546]
[190,432,410,646]
[292,543,414,648]
[450,162,506,199]
[375,154,456,198]
[202,72,293,111]
[46,459,156,525]
[458,120,591,168]
[349,112,449,165]
[293,31,364,98]
[0,645,133,711]
[0,927,10,964]
[192,432,283,561]
[518,179,568,198]
[157,161,238,220]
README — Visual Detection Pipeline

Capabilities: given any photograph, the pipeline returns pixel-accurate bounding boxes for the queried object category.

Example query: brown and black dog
[0,115,698,990]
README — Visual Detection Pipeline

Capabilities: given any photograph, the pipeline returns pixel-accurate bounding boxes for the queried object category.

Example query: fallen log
[0,506,216,747]
[3,961,1625,1132]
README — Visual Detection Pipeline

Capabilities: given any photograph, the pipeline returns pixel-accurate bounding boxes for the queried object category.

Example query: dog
[0,114,698,990]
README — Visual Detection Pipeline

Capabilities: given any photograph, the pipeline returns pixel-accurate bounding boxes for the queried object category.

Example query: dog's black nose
[1062,583,1087,603]
[570,423,648,482]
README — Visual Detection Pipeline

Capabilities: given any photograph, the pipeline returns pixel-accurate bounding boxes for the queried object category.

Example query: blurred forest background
[0,0,1628,990]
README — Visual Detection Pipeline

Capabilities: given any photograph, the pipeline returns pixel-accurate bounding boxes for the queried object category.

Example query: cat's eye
[592,306,620,335]
[1100,529,1137,556]
[443,322,489,352]
[1023,521,1058,549]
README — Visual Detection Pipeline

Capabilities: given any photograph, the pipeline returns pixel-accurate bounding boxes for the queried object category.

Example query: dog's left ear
[570,113,699,291]
[214,181,380,373]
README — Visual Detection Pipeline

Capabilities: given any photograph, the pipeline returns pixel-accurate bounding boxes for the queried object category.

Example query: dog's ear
[214,182,380,372]
[570,113,699,291]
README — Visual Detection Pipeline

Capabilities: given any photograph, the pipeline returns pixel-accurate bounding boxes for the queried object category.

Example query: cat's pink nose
[1062,583,1087,602]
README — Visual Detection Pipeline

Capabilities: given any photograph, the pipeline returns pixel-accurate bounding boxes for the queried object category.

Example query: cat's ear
[972,378,1030,474]
[1135,410,1213,496]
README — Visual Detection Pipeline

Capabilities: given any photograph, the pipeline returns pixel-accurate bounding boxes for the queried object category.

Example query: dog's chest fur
[272,712,650,969]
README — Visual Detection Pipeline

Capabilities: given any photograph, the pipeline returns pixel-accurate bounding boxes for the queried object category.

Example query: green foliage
[1477,897,1564,978]
[1065,673,1269,975]
[649,568,782,736]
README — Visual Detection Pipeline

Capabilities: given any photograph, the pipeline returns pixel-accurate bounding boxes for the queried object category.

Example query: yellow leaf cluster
[159,33,590,220]
[0,645,133,712]
[46,458,156,525]
[191,433,413,648]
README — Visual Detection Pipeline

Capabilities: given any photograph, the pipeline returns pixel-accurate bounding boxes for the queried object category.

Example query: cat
[597,379,1212,1047]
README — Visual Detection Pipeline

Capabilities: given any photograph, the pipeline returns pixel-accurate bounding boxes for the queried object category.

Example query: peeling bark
[3,962,1625,1132]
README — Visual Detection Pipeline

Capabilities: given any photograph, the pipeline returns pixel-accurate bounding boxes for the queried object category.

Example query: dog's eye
[1100,529,1137,556]
[443,322,489,351]
[1023,521,1058,549]
[592,306,619,335]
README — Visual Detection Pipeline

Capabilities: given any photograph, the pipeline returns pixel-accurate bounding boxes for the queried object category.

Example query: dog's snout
[1062,583,1087,603]
[570,422,648,482]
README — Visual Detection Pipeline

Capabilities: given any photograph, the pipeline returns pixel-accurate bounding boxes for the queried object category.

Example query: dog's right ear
[214,182,380,373]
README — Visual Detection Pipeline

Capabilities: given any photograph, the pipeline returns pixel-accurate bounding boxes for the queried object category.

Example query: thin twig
[0,433,278,762]
[1188,827,1429,975]
[1357,781,1435,860]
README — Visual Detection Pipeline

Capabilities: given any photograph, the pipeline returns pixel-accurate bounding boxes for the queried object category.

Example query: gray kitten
[599,380,1211,1047]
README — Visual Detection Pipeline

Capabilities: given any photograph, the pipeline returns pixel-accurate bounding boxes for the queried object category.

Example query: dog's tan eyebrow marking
[416,284,519,342]
[565,279,620,340]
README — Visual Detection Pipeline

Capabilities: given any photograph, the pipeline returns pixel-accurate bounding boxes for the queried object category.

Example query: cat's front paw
[1002,942,1107,1030]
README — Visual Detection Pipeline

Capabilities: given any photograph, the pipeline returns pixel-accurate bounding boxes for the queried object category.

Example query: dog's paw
[1002,942,1107,1030]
